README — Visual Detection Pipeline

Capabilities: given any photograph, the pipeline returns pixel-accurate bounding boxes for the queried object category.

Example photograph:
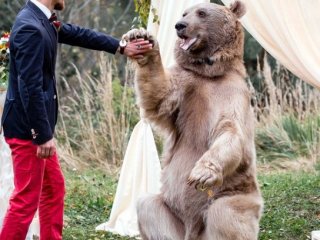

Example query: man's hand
[37,138,56,159]
[123,38,153,59]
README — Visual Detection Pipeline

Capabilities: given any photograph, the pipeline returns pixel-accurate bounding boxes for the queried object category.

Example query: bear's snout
[175,21,188,32]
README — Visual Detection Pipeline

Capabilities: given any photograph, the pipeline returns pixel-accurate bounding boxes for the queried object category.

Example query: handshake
[119,28,156,59]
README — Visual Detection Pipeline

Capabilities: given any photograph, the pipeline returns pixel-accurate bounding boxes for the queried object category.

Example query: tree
[0,0,25,31]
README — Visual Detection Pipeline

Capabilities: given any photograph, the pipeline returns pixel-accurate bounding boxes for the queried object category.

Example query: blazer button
[54,95,57,99]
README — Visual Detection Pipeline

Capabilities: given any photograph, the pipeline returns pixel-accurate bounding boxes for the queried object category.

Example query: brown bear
[124,1,263,239]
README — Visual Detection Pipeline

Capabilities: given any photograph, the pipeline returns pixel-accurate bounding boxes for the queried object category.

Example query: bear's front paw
[187,159,223,189]
[123,28,158,50]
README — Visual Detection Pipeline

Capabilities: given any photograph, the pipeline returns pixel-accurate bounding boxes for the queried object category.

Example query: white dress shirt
[30,0,52,19]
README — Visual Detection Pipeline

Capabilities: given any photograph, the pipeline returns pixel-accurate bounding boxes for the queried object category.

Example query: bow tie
[49,13,58,23]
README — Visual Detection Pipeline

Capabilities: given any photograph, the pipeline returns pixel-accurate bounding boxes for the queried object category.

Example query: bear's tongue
[180,37,197,51]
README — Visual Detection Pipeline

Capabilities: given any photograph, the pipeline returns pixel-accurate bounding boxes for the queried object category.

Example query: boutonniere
[52,21,62,32]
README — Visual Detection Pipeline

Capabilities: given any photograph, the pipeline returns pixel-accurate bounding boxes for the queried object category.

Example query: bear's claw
[123,28,155,46]
[188,159,223,190]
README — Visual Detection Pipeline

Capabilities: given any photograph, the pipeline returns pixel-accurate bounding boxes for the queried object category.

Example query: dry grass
[249,55,320,121]
[56,53,320,170]
[250,55,320,165]
[56,54,138,171]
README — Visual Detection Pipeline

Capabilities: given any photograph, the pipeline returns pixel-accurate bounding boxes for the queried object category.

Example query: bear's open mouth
[179,37,198,51]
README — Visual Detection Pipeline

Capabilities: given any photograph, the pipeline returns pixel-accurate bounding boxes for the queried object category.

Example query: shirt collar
[30,0,52,19]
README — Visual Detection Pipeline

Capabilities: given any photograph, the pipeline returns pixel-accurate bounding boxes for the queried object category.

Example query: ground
[62,166,320,240]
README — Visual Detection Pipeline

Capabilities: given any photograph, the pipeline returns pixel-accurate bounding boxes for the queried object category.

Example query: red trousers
[0,138,65,240]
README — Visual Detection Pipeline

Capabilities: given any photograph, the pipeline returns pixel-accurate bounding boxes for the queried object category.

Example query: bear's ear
[230,0,246,18]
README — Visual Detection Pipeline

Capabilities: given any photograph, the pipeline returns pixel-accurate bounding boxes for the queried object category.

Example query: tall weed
[256,115,320,163]
[251,55,320,164]
[56,54,138,170]
[56,53,320,169]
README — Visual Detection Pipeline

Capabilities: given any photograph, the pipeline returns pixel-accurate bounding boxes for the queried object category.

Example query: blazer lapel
[26,1,58,80]
[26,1,57,45]
[42,19,58,44]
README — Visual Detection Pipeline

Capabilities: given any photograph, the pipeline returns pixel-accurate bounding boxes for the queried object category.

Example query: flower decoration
[53,21,62,31]
[0,32,10,90]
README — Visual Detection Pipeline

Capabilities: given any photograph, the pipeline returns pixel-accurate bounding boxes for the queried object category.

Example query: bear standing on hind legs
[124,1,263,239]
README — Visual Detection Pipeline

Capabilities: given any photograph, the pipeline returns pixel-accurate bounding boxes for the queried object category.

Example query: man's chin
[54,3,64,11]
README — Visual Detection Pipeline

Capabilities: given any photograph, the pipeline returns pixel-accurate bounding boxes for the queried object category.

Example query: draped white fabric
[96,0,209,236]
[96,120,161,236]
[222,0,320,89]
[0,92,39,239]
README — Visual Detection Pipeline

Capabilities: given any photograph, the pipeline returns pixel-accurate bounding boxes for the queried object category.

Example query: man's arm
[58,23,120,54]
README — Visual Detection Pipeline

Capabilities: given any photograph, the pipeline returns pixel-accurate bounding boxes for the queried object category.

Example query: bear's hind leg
[137,194,185,240]
[201,194,262,240]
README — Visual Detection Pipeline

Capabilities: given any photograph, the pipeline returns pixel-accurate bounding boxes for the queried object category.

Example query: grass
[259,171,320,240]
[63,169,135,240]
[63,168,320,240]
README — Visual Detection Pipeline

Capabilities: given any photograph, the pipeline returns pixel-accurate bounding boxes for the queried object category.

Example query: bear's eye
[182,12,187,17]
[198,10,206,17]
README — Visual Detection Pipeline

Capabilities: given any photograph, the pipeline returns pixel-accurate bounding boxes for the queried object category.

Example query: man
[0,0,152,239]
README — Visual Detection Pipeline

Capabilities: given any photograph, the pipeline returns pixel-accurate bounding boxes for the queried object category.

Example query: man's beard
[54,2,64,10]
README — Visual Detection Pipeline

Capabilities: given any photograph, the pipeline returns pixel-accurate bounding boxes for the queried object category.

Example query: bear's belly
[160,144,209,220]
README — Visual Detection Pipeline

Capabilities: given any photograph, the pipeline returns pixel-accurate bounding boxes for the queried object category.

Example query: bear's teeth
[180,38,197,51]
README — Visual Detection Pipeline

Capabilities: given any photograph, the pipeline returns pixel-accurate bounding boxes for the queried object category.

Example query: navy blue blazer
[1,1,120,145]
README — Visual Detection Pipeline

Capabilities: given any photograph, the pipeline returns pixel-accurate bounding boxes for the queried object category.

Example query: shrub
[256,114,320,163]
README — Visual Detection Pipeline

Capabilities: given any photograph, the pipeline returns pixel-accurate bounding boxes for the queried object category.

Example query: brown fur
[124,1,263,239]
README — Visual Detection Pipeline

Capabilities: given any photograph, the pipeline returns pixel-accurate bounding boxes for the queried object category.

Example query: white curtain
[96,119,161,236]
[96,0,209,236]
[0,92,39,239]
[222,0,320,89]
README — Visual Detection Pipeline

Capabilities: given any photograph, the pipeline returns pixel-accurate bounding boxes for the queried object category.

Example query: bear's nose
[175,21,188,31]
